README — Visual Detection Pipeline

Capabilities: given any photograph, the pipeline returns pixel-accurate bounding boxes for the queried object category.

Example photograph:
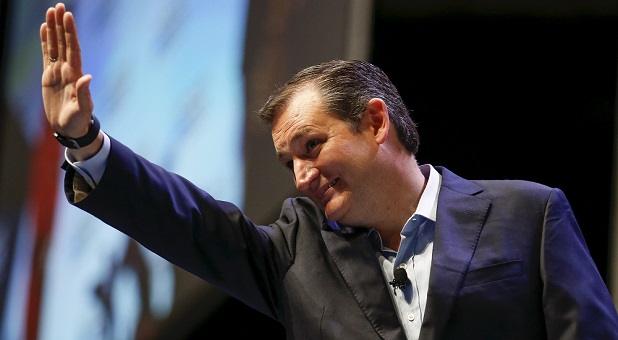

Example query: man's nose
[294,159,318,192]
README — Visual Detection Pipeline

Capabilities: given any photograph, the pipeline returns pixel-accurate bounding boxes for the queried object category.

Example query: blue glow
[1,1,248,339]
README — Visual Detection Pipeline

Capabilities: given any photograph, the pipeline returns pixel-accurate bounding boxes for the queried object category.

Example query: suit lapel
[419,167,491,339]
[319,167,491,339]
[321,226,407,340]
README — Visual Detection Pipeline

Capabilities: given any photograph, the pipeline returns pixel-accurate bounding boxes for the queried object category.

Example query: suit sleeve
[64,137,288,318]
[541,188,618,339]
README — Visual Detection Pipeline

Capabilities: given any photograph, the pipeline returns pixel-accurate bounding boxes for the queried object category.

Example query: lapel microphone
[389,267,411,295]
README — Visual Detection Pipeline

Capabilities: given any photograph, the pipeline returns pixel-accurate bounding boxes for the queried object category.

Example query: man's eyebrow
[275,126,315,160]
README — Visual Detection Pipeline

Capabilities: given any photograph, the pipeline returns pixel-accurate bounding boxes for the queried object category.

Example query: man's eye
[306,140,319,152]
[286,160,294,171]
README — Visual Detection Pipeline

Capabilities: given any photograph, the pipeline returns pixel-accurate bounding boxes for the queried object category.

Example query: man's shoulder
[472,178,552,193]
[276,197,324,227]
[435,165,555,200]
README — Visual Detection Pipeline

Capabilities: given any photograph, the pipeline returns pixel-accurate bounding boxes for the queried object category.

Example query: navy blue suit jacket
[65,137,618,339]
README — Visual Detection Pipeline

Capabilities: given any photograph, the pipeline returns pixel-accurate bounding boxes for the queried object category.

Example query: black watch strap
[53,115,101,149]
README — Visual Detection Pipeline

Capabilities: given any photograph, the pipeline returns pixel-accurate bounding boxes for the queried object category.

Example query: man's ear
[365,98,389,144]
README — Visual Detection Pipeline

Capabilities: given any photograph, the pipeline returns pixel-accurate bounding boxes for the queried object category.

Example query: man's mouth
[319,178,339,205]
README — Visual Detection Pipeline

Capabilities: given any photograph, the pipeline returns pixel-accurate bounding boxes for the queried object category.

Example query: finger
[45,7,58,61]
[54,3,67,61]
[63,12,82,70]
[40,23,49,66]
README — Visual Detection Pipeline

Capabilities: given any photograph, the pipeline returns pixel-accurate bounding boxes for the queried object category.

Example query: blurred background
[0,0,616,339]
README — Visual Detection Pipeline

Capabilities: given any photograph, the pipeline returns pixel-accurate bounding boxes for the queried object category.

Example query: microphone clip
[389,267,410,295]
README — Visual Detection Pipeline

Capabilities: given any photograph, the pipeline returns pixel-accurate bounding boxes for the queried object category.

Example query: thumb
[76,74,94,114]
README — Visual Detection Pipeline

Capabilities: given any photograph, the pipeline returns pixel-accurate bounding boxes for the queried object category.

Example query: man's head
[262,60,421,226]
[258,59,419,154]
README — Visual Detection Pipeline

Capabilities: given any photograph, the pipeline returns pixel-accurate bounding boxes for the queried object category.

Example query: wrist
[66,131,104,162]
[54,115,100,149]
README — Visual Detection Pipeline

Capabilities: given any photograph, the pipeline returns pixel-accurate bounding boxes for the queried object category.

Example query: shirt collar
[367,164,442,249]
[415,164,442,223]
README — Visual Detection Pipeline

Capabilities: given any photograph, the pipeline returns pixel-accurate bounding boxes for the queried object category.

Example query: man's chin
[324,204,348,225]
[323,206,340,222]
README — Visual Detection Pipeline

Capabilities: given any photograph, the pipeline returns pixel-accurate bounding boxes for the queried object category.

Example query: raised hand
[41,3,101,158]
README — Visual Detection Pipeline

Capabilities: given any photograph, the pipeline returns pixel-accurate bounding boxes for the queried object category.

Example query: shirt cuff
[64,132,111,188]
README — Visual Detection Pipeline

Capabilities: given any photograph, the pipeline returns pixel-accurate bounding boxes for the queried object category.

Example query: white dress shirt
[369,164,441,340]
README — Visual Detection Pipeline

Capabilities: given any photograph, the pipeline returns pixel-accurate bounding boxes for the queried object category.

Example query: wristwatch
[53,115,100,149]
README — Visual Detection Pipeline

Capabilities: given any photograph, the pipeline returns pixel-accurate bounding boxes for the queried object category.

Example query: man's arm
[541,188,618,338]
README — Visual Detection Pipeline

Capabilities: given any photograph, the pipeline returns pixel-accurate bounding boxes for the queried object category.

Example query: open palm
[40,3,93,138]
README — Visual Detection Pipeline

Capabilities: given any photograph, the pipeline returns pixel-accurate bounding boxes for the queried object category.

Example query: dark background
[189,1,618,339]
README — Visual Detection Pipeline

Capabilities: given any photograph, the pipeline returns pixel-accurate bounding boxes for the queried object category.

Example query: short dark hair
[257,59,419,154]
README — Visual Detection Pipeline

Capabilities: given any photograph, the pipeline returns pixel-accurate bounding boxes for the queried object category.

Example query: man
[41,3,618,339]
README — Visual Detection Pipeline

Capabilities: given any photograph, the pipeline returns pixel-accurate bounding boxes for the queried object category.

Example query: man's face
[271,87,381,225]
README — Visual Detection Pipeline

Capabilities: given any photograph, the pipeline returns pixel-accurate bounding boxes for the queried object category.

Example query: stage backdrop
[1,1,248,339]
[0,0,372,338]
